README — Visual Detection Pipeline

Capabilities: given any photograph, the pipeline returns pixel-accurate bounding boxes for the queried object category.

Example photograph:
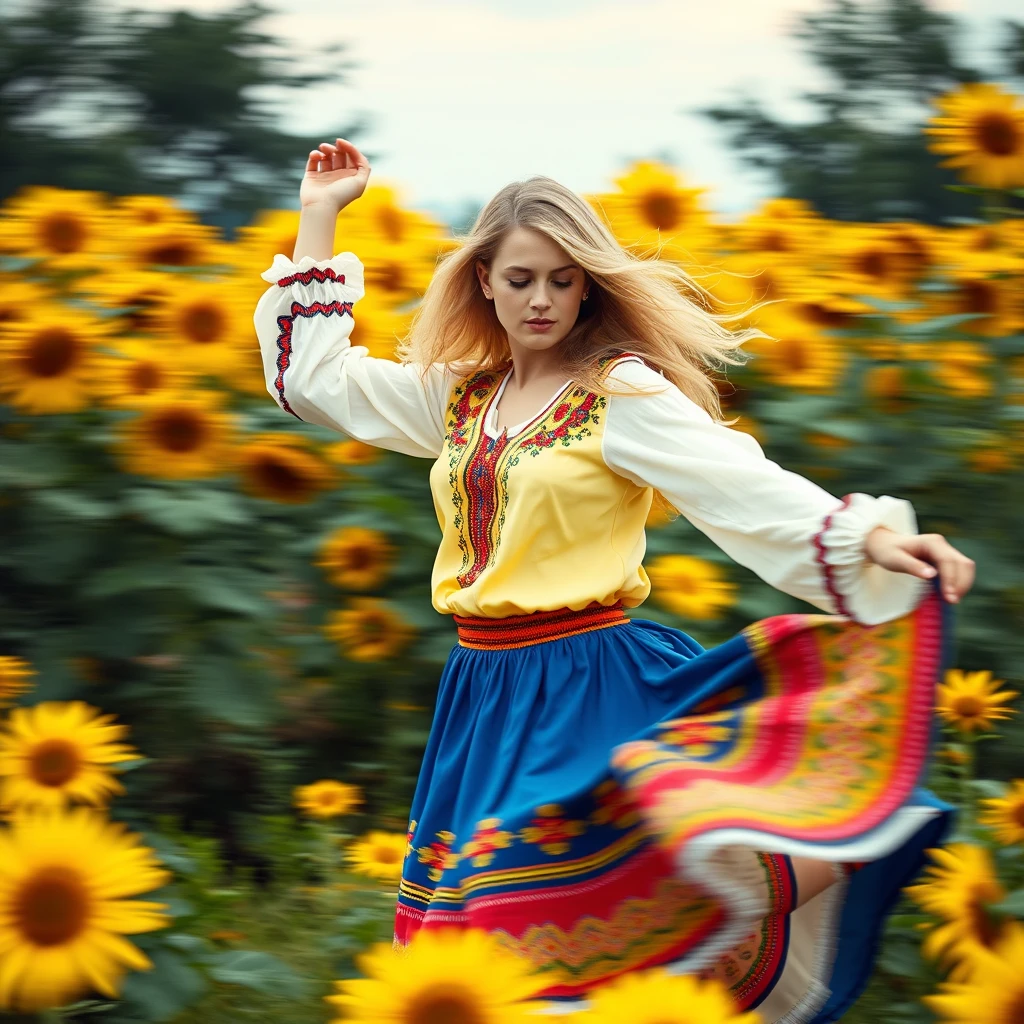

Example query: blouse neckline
[482,365,575,440]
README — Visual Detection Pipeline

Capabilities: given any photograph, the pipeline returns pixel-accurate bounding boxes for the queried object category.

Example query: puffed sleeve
[602,357,929,626]
[253,251,452,458]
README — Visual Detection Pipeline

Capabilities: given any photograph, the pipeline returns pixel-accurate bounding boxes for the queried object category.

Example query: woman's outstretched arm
[252,139,453,458]
[602,357,974,625]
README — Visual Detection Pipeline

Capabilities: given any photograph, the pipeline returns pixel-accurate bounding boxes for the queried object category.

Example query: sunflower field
[0,80,1022,1022]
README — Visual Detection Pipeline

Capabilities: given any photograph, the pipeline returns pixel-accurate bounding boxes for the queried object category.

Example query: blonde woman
[254,139,974,1022]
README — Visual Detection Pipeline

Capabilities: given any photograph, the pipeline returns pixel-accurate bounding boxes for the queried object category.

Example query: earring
[582,291,589,300]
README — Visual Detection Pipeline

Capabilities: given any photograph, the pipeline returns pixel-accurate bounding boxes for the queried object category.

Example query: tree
[0,0,369,235]
[694,0,1024,222]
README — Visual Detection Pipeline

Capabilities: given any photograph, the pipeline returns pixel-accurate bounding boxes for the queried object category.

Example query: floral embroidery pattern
[443,354,632,589]
[657,711,735,758]
[406,819,417,858]
[589,780,641,829]
[519,804,586,856]
[460,818,514,867]
[416,830,460,882]
[272,299,353,419]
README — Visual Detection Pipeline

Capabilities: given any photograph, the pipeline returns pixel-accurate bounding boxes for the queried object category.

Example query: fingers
[913,534,976,604]
[307,139,368,174]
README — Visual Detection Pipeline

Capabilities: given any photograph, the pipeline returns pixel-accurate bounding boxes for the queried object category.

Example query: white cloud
[109,0,1021,221]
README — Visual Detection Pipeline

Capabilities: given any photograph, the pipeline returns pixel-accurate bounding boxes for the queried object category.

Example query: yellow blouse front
[253,249,927,627]
[427,358,652,618]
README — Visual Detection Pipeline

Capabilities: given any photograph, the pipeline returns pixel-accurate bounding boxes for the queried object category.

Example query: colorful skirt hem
[395,579,954,1023]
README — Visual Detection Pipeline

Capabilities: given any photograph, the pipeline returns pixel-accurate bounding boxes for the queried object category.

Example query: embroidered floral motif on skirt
[394,582,954,1023]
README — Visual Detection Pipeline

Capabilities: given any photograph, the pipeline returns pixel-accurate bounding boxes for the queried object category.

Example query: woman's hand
[864,527,976,604]
[299,138,371,212]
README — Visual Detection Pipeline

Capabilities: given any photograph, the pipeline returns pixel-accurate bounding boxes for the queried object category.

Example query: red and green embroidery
[444,353,638,590]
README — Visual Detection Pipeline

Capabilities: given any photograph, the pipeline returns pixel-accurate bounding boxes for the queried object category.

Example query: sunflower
[0,185,113,271]
[0,806,171,1011]
[110,194,188,231]
[0,307,111,414]
[906,843,1011,981]
[924,82,1024,190]
[863,364,911,413]
[325,927,548,1024]
[346,831,408,882]
[0,701,140,812]
[830,226,916,300]
[95,339,190,409]
[591,161,716,268]
[293,780,363,820]
[317,526,395,590]
[646,554,737,622]
[576,967,760,1024]
[324,598,417,662]
[118,392,235,480]
[937,670,1018,734]
[967,439,1015,474]
[730,197,824,263]
[75,268,175,334]
[932,261,1023,338]
[325,439,381,466]
[237,433,335,504]
[0,657,35,707]
[980,780,1024,846]
[745,309,845,393]
[924,920,1024,1023]
[119,218,223,269]
[148,277,253,382]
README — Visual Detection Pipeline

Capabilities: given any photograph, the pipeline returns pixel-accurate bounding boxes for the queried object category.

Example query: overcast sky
[108,0,1021,223]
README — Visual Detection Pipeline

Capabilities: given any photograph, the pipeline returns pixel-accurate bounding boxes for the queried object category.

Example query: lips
[526,319,554,324]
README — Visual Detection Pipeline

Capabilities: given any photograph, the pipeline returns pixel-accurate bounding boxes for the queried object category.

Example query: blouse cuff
[813,493,928,626]
[259,251,365,304]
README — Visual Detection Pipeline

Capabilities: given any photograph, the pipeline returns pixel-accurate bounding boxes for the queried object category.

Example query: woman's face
[476,227,588,356]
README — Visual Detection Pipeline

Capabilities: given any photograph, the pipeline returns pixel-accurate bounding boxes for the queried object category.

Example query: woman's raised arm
[252,140,452,458]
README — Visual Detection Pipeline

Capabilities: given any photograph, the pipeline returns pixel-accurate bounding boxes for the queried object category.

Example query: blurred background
[0,0,1023,1020]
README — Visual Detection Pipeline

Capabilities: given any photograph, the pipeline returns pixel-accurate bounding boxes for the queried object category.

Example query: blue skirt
[395,582,954,1023]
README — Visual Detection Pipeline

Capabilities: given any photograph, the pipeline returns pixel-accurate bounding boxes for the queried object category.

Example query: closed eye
[508,280,573,289]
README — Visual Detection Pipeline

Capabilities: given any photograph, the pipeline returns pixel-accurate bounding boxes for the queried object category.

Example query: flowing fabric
[396,583,954,1023]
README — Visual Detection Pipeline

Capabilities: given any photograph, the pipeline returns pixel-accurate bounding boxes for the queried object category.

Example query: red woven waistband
[453,601,629,650]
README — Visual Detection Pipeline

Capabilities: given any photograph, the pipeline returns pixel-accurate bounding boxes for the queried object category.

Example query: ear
[475,259,492,299]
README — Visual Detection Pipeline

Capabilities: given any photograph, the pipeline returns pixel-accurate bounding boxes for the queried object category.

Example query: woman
[254,138,975,1022]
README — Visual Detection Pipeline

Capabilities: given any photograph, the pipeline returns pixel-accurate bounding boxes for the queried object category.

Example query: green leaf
[968,779,1008,799]
[184,567,272,617]
[83,564,179,600]
[894,312,990,338]
[878,942,926,978]
[201,950,309,998]
[117,948,207,1021]
[994,889,1024,915]
[33,489,116,519]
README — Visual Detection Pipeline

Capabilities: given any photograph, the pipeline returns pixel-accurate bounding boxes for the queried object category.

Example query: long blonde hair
[394,175,773,516]
[397,175,770,415]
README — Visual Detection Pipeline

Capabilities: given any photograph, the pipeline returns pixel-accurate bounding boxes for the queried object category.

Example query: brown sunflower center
[1012,802,1024,829]
[29,738,81,787]
[778,338,812,373]
[43,213,87,254]
[254,454,313,500]
[359,612,389,640]
[640,190,684,231]
[974,113,1019,157]
[376,206,405,245]
[345,546,374,571]
[760,229,788,252]
[128,360,163,393]
[967,888,1005,948]
[952,695,984,721]
[26,329,81,378]
[147,242,197,267]
[377,262,406,293]
[373,844,402,865]
[408,987,484,1024]
[960,280,997,315]
[16,865,90,946]
[857,250,889,280]
[182,303,223,344]
[1003,988,1024,1024]
[153,408,207,453]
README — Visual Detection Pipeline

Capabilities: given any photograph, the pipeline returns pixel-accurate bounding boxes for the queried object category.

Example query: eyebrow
[503,264,580,273]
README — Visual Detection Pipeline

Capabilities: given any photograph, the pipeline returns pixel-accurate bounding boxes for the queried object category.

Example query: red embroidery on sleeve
[812,494,855,617]
[272,299,353,420]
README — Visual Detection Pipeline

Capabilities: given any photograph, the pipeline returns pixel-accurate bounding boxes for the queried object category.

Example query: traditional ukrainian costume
[255,251,953,1023]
